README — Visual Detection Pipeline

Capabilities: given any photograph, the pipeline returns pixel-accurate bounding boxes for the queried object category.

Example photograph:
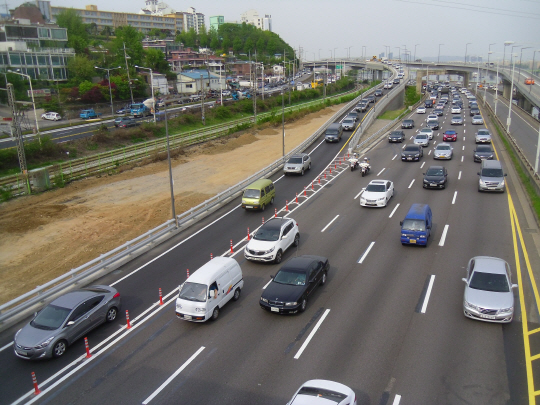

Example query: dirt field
[0,105,343,305]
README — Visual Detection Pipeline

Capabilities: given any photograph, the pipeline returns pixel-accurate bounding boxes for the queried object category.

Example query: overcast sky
[14,0,540,62]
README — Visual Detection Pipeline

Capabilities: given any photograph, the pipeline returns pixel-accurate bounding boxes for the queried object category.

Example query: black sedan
[473,145,495,162]
[115,117,140,128]
[426,119,440,130]
[260,255,329,314]
[388,130,405,143]
[423,165,448,189]
[401,119,415,129]
[374,89,383,97]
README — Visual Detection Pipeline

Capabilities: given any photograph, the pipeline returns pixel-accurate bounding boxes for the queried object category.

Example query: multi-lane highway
[0,80,536,405]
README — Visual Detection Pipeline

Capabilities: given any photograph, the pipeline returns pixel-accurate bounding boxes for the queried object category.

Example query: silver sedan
[284,153,311,176]
[462,256,517,323]
[471,115,484,125]
[451,115,463,125]
[14,285,121,359]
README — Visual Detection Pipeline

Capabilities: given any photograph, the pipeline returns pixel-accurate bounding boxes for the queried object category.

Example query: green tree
[101,26,114,39]
[67,55,95,85]
[232,38,243,53]
[144,48,170,73]
[78,80,94,95]
[111,26,144,68]
[199,26,209,47]
[55,9,89,54]
[244,37,254,54]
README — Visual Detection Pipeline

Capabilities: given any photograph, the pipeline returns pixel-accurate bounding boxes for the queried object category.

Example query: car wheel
[308,163,311,170]
[270,197,274,204]
[301,168,305,176]
[320,272,327,286]
[232,288,241,301]
[293,233,300,247]
[261,203,265,211]
[299,298,307,313]
[106,307,118,322]
[211,306,219,320]
[274,249,283,264]
[52,340,67,358]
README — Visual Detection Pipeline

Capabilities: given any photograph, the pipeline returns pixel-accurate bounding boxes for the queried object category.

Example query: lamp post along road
[507,54,517,133]
[135,65,156,123]
[95,66,121,118]
[465,43,471,64]
[8,70,40,145]
[518,47,531,83]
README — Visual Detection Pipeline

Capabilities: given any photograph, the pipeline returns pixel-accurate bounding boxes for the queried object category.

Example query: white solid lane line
[408,179,415,188]
[458,171,462,180]
[452,191,457,204]
[393,394,402,405]
[421,275,436,314]
[389,203,400,218]
[294,309,331,359]
[321,215,340,232]
[377,168,386,176]
[392,154,397,160]
[308,139,326,155]
[439,224,450,247]
[262,278,273,290]
[354,188,365,199]
[142,347,206,404]
[357,242,375,264]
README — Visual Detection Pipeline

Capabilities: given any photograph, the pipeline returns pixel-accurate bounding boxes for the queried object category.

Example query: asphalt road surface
[0,83,537,405]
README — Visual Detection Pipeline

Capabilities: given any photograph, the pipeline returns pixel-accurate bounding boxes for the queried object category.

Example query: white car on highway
[419,127,434,140]
[416,106,426,114]
[244,217,299,263]
[360,180,394,207]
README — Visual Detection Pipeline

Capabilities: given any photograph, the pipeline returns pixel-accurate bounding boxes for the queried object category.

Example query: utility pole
[123,43,134,104]
[200,74,205,125]
[8,83,30,194]
[253,50,257,124]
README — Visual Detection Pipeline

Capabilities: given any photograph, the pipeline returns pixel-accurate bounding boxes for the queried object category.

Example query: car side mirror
[512,284,518,289]
[399,221,403,226]
[462,278,467,283]
[282,234,288,239]
[427,225,431,229]
[423,173,426,175]
[66,321,75,327]
[477,172,480,176]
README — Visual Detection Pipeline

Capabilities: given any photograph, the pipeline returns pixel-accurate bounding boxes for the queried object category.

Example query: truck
[80,109,101,119]
[130,103,152,118]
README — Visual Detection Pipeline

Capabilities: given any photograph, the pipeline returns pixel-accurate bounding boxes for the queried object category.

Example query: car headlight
[474,154,480,158]
[377,197,386,201]
[263,247,275,254]
[284,302,297,306]
[499,307,513,313]
[464,301,479,310]
[35,336,55,349]
[500,180,505,186]
[414,154,419,157]
[401,233,407,237]
[194,307,206,312]
[260,297,268,303]
[439,179,445,184]
[419,235,426,238]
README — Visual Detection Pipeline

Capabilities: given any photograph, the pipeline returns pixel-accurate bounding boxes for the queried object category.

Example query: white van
[175,257,243,322]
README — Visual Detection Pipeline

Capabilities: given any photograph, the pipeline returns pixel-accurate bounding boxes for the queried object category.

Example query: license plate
[271,307,279,312]
[480,314,496,319]
[16,350,28,356]
[407,157,412,160]
[430,183,437,187]
[410,239,417,244]
[245,206,253,209]
[183,315,192,320]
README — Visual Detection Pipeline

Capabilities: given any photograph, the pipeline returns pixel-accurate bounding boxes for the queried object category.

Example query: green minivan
[241,179,276,211]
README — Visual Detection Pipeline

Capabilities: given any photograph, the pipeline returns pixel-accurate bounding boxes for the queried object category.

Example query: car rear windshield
[401,219,426,231]
[427,120,438,125]
[243,189,260,198]
[296,387,347,403]
[481,168,503,177]
[287,157,302,164]
[274,269,306,286]
[31,305,71,330]
[469,271,509,292]
[178,282,207,302]
[416,135,428,139]
[326,130,338,135]
[366,184,385,192]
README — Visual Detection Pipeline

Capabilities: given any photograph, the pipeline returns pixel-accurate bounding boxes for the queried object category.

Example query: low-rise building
[176,69,225,95]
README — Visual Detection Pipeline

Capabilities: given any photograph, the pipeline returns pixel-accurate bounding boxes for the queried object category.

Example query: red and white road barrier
[31,372,40,395]
[230,239,234,254]
[275,208,277,218]
[318,177,321,185]
[187,269,190,278]
[159,288,163,305]
[84,337,91,358]
[247,228,251,240]
[126,310,131,329]
[286,200,289,211]
[330,167,332,174]
[334,162,337,169]
[304,187,307,197]
[295,193,299,203]
[311,182,314,191]
[210,253,213,260]
[262,216,265,225]
[324,172,327,179]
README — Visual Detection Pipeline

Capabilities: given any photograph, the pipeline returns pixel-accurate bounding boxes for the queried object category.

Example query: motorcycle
[349,154,360,171]
[359,162,371,177]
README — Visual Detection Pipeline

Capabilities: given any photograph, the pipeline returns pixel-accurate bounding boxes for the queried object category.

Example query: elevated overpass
[303,59,389,81]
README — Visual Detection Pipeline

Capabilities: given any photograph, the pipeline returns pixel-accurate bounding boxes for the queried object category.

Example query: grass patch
[491,117,540,222]
[378,108,407,120]
[405,86,421,107]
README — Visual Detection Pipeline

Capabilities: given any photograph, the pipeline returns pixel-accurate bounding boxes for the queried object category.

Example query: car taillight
[113,292,120,299]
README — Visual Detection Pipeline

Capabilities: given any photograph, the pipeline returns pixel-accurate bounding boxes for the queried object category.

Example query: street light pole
[531,50,540,93]
[95,66,121,118]
[503,41,514,68]
[438,44,444,64]
[484,52,492,105]
[465,43,471,64]
[507,53,517,133]
[8,70,40,144]
[494,61,500,115]
[414,44,419,62]
[518,47,532,83]
[134,65,155,123]
[123,42,134,105]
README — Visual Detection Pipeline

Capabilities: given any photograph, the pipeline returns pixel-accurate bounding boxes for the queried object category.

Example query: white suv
[41,111,62,121]
[244,218,299,263]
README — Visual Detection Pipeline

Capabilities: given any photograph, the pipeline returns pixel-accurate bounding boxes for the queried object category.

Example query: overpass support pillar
[375,70,383,81]
[463,72,470,89]
[416,70,424,94]
[521,96,533,113]
[502,81,512,100]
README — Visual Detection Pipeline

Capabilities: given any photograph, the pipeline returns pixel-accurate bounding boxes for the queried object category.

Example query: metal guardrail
[0,83,374,329]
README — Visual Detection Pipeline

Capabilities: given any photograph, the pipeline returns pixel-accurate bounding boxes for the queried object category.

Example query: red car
[443,130,457,142]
